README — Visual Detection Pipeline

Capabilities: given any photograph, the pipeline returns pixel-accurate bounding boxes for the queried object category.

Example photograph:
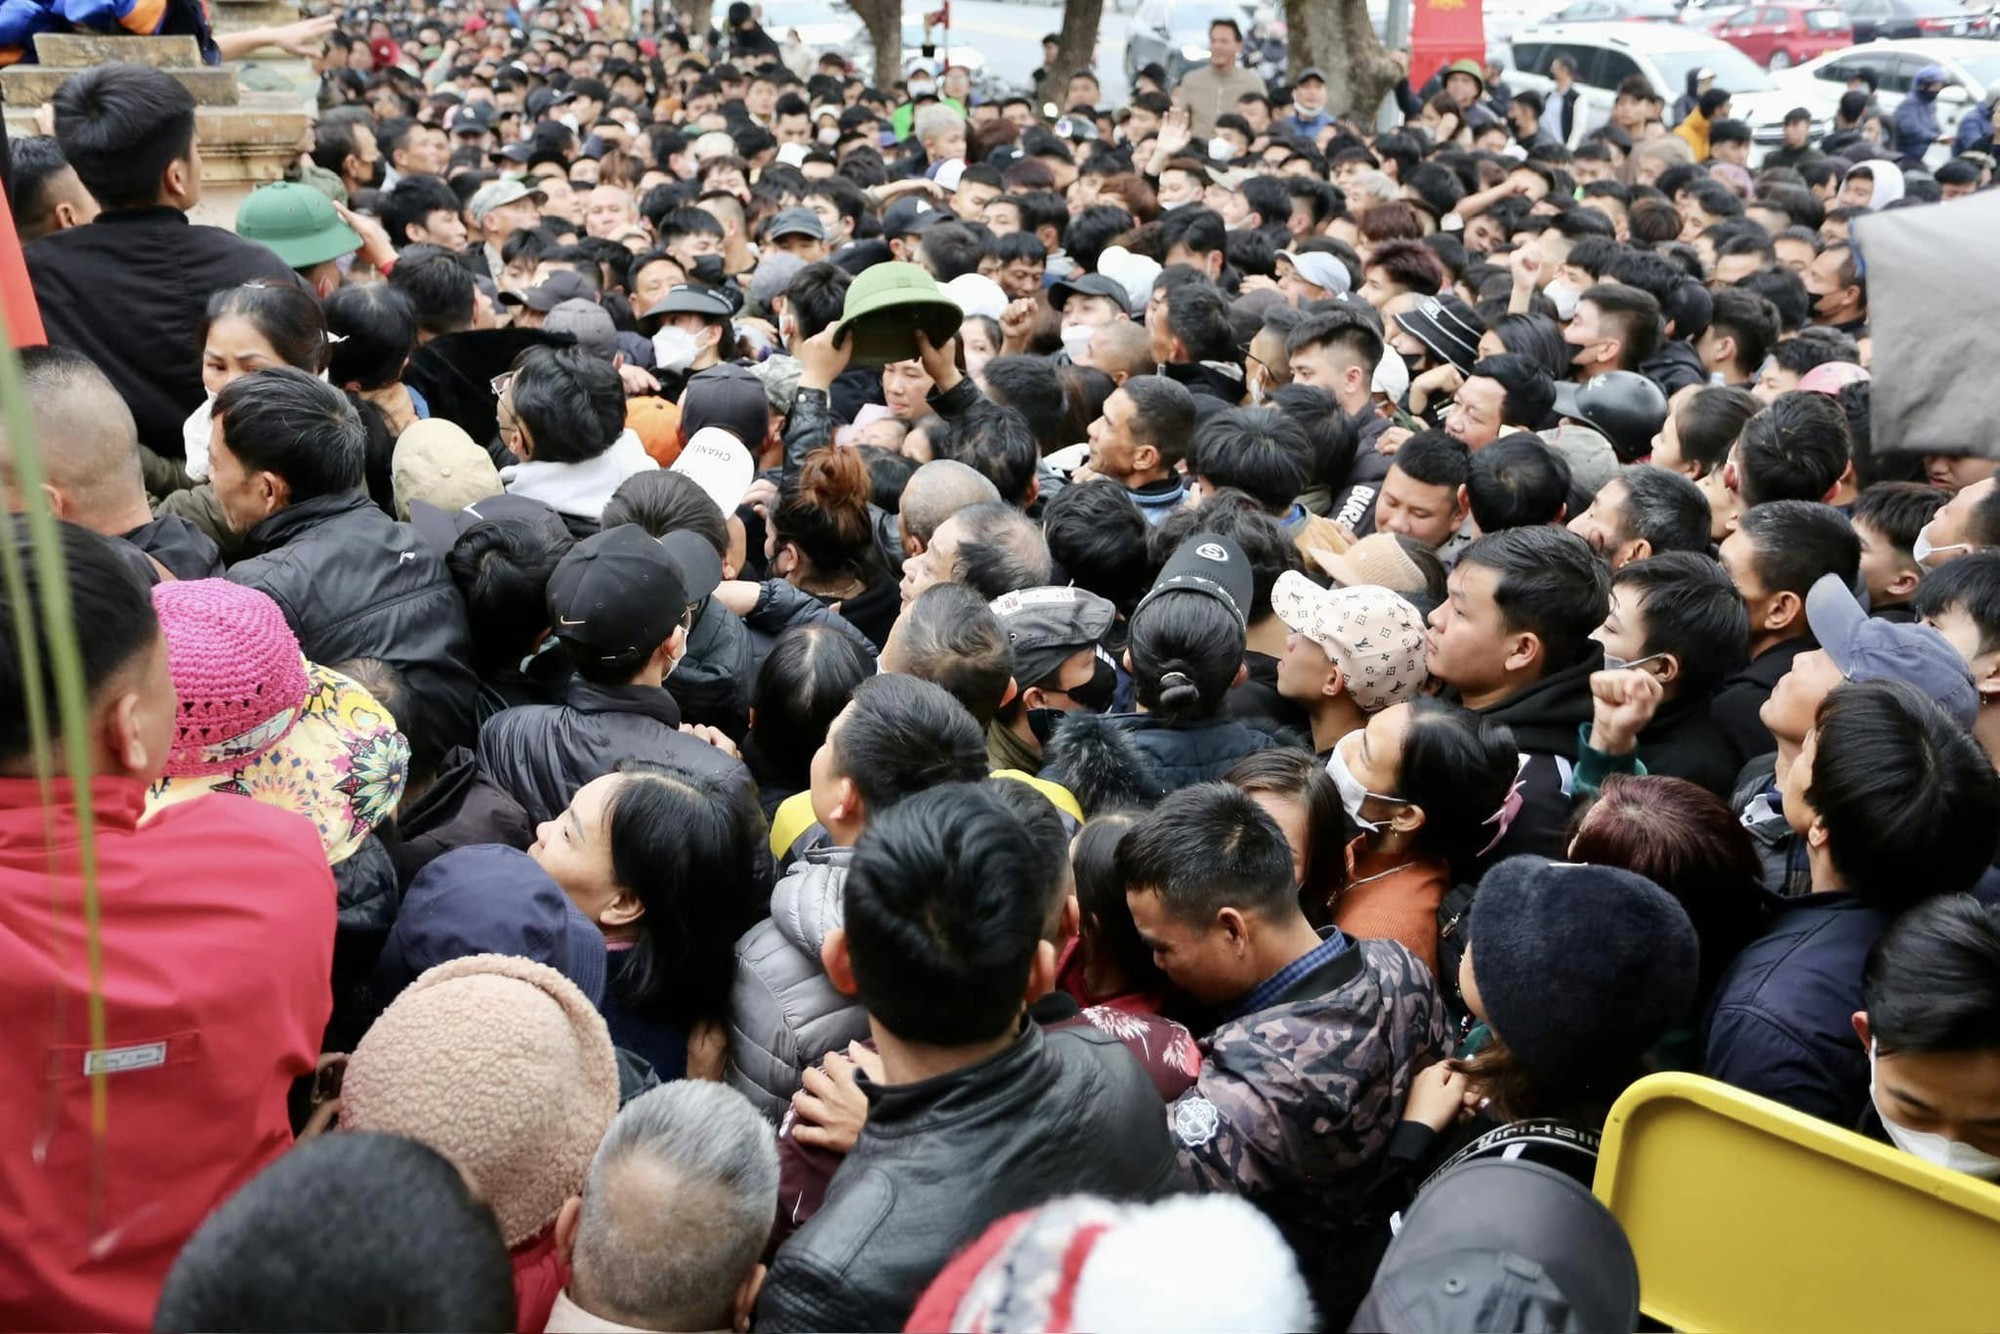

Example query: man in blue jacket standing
[1892,66,1951,164]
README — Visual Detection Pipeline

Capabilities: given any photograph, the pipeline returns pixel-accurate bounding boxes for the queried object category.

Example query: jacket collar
[90,206,189,227]
[861,1021,1049,1134]
[0,774,148,828]
[1732,633,1816,689]
[1236,930,1364,1014]
[247,489,378,551]
[563,676,684,728]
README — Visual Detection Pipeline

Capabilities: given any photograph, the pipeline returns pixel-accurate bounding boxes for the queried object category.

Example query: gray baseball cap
[1805,573,1979,728]
[989,586,1117,686]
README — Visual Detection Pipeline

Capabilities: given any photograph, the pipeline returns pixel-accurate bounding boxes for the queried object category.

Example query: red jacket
[0,777,335,1331]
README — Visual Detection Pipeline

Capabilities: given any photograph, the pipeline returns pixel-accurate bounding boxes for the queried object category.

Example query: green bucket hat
[1441,59,1487,94]
[829,261,965,368]
[236,181,362,270]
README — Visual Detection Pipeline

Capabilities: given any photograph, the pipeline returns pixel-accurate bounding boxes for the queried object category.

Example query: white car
[1770,37,2000,141]
[1507,21,1833,146]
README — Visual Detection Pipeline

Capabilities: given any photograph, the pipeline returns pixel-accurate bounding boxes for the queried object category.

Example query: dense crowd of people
[4,3,2000,1329]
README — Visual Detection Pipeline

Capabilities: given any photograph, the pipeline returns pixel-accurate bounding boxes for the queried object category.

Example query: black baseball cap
[1049,272,1129,312]
[545,525,721,664]
[1352,1158,1638,1332]
[499,269,595,312]
[642,283,738,323]
[1134,533,1251,629]
[882,195,946,238]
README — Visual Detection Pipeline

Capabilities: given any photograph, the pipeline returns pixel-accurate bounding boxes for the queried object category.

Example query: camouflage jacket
[1169,937,1445,1283]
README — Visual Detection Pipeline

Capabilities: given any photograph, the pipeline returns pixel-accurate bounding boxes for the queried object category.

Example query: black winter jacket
[673,583,879,741]
[1045,710,1298,815]
[228,491,481,750]
[753,1022,1179,1332]
[1450,647,1602,865]
[26,207,299,461]
[388,746,536,889]
[1633,689,1741,799]
[1713,635,1815,772]
[476,676,777,893]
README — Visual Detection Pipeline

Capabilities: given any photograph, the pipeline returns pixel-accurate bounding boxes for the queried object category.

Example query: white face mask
[1913,518,1973,566]
[1597,649,1670,675]
[1871,1043,2000,1180]
[1208,137,1237,162]
[910,82,936,99]
[1059,323,1096,361]
[817,127,840,145]
[1545,279,1583,322]
[653,325,700,373]
[1328,733,1406,833]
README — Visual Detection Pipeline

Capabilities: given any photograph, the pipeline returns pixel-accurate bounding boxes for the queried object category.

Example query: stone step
[31,33,202,67]
[2,60,239,106]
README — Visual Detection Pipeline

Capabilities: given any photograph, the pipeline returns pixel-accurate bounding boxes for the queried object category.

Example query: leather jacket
[228,491,481,750]
[754,1022,1179,1332]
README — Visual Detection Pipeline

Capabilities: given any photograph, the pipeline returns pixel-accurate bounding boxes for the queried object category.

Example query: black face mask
[689,254,727,286]
[1025,655,1118,744]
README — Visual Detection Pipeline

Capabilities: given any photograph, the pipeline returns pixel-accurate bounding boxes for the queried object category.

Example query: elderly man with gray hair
[549,1082,780,1334]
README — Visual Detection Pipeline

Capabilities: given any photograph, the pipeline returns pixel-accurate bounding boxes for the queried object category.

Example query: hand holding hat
[795,322,855,392]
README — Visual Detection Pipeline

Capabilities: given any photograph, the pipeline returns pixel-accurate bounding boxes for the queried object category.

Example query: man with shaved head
[897,458,1002,559]
[1074,320,1156,386]
[0,346,220,582]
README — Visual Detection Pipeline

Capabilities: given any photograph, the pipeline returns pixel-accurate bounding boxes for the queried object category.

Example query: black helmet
[1551,371,1669,463]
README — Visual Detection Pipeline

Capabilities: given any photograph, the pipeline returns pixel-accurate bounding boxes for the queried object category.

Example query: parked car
[1708,2,1854,67]
[1774,37,2000,138]
[1842,0,1991,42]
[1508,21,1832,145]
[1125,2,1225,84]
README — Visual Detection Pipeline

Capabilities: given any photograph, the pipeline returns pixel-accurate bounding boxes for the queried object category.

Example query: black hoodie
[1639,339,1709,401]
[1445,645,1602,867]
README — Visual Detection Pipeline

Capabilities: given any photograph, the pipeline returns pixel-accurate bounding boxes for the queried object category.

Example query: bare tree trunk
[849,0,904,91]
[1035,0,1105,112]
[1285,0,1403,120]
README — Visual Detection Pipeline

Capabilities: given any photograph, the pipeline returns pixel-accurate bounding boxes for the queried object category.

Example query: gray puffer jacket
[726,846,869,1123]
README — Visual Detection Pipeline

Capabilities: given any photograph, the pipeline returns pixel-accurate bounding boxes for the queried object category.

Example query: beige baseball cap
[1308,531,1429,596]
[1270,571,1428,712]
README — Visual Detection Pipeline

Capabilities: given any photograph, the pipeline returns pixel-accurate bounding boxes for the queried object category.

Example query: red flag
[0,184,45,349]
[924,3,948,28]
[1409,0,1487,92]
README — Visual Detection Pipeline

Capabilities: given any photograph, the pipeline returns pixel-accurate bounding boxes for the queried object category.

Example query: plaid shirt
[1227,928,1351,1022]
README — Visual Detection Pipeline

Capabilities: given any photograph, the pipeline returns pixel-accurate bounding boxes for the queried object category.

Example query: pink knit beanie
[339,954,620,1247]
[152,579,311,778]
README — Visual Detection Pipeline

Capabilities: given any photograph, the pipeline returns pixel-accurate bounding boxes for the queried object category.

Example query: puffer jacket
[476,677,768,859]
[1043,711,1299,815]
[228,490,480,751]
[754,1022,1178,1333]
[726,847,866,1123]
[1174,936,1444,1320]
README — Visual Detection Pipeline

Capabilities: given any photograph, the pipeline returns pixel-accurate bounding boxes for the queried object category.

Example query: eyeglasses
[490,370,517,400]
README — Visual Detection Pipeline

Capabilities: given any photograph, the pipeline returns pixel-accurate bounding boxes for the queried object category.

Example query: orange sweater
[1335,837,1450,978]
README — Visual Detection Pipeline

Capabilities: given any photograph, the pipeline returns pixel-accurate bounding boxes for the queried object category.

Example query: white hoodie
[499,428,658,519]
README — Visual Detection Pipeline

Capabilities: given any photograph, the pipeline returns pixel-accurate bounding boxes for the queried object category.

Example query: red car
[1707,2,1855,67]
